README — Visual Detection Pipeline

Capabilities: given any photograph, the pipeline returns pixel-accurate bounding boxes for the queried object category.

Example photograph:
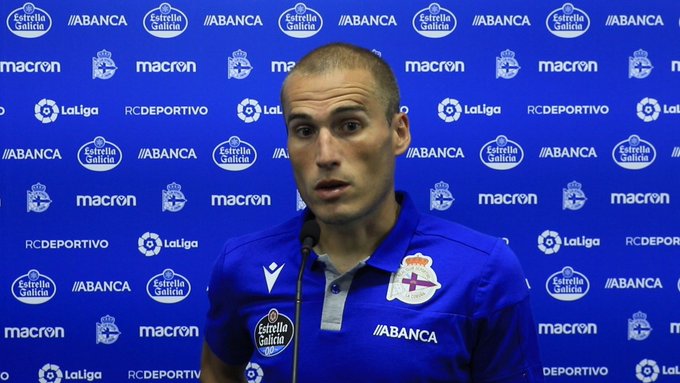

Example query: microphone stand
[292,246,311,383]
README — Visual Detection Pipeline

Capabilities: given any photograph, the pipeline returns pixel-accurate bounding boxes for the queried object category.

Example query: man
[201,43,543,382]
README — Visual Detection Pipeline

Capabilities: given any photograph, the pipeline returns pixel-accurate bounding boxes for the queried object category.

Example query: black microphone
[292,219,320,383]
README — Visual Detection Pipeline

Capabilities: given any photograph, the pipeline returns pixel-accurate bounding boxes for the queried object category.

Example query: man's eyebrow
[286,105,369,125]
[286,112,311,125]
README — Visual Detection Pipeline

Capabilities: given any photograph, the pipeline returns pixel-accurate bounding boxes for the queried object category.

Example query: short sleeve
[204,245,253,365]
[471,240,544,382]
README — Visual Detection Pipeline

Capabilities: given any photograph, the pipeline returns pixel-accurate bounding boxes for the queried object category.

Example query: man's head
[281,43,410,228]
[281,43,400,123]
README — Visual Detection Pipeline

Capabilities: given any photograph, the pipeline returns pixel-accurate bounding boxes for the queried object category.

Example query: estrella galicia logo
[27,182,52,213]
[629,50,653,79]
[278,3,323,38]
[12,269,57,304]
[479,135,524,170]
[412,3,456,38]
[430,181,454,211]
[212,136,257,171]
[92,49,117,80]
[162,182,187,212]
[228,49,253,79]
[96,315,121,344]
[612,135,656,170]
[237,98,261,123]
[146,269,191,304]
[254,309,294,357]
[562,181,587,210]
[546,3,590,38]
[7,2,52,38]
[77,136,123,172]
[143,3,188,38]
[546,266,590,301]
[496,49,521,79]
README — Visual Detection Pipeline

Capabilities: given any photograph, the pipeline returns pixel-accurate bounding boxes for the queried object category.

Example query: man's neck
[315,197,401,274]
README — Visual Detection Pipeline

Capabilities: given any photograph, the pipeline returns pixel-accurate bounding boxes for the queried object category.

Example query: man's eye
[295,126,314,137]
[341,121,361,133]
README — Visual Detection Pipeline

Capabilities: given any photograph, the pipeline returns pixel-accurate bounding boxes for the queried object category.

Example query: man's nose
[315,128,340,169]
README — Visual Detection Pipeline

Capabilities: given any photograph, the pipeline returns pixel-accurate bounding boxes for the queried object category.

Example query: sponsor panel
[430,181,454,211]
[37,363,103,382]
[538,229,600,254]
[11,269,56,304]
[412,3,456,38]
[143,3,188,38]
[479,135,524,170]
[338,14,397,27]
[546,3,590,38]
[77,136,122,172]
[127,370,201,380]
[7,3,52,38]
[4,325,65,339]
[0,60,60,73]
[137,232,198,257]
[278,3,322,38]
[68,14,127,27]
[545,266,590,301]
[146,269,191,304]
[212,136,257,171]
[204,14,263,27]
[612,135,656,170]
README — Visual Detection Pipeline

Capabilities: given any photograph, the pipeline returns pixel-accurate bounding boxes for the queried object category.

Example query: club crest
[387,253,441,304]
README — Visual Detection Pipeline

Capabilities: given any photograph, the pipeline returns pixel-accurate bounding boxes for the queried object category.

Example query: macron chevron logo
[263,262,285,293]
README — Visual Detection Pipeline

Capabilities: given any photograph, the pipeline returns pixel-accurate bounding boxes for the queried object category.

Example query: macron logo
[263,262,285,293]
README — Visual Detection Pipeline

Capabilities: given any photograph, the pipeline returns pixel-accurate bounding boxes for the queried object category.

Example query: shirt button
[330,284,341,294]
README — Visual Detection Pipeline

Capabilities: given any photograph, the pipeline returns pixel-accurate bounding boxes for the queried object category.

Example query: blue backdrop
[1,1,679,382]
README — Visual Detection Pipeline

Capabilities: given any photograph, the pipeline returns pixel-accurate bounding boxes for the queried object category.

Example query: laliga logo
[138,232,162,256]
[637,97,660,122]
[238,98,261,123]
[636,359,659,382]
[538,230,561,254]
[245,362,264,383]
[38,363,62,383]
[438,98,462,122]
[34,98,59,123]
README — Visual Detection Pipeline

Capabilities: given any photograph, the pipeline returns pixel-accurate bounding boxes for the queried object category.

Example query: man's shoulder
[414,213,502,256]
[221,216,300,255]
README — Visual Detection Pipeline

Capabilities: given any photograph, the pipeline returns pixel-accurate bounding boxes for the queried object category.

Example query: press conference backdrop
[1,1,679,382]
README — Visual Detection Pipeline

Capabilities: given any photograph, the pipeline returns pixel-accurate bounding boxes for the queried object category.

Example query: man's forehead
[283,69,379,114]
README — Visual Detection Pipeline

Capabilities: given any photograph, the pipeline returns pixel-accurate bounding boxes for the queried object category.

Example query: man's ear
[392,112,411,156]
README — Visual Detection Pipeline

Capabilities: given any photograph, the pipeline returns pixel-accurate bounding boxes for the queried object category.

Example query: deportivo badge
[387,253,441,304]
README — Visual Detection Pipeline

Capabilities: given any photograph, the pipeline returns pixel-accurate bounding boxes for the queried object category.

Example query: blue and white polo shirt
[205,192,543,382]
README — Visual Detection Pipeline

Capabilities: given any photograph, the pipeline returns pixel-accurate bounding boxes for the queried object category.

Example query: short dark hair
[281,43,401,122]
